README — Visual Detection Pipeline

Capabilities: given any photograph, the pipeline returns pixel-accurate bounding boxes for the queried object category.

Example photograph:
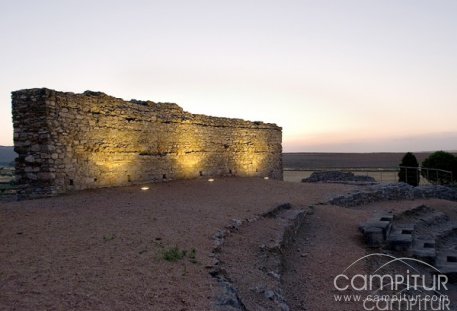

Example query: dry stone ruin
[12,88,282,199]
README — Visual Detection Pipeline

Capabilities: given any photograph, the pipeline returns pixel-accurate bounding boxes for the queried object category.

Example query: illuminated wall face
[12,88,282,199]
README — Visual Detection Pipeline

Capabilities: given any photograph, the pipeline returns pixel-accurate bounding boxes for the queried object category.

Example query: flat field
[283,152,435,169]
[282,152,438,184]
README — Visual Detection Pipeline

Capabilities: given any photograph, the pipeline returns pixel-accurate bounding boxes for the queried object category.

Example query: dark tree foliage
[398,152,420,186]
[421,151,457,185]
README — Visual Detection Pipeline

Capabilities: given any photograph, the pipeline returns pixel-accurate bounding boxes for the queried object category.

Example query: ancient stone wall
[12,88,282,199]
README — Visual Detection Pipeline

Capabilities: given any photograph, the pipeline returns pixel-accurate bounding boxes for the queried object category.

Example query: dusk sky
[1,0,456,152]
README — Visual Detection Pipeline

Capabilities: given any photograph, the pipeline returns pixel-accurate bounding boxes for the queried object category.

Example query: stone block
[435,251,457,283]
[25,155,35,163]
[37,172,55,180]
[364,227,384,248]
[413,238,436,263]
[387,224,415,251]
[359,214,393,242]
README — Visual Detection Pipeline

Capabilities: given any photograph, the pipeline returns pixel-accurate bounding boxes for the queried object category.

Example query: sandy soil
[282,204,371,311]
[3,178,457,310]
[0,177,354,311]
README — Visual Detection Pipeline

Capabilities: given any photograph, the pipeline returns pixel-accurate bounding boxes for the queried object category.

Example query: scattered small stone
[329,183,457,207]
[267,271,280,280]
[264,289,275,300]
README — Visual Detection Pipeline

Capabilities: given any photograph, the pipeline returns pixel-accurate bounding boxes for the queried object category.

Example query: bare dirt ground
[0,178,354,311]
[282,204,371,311]
[2,178,457,310]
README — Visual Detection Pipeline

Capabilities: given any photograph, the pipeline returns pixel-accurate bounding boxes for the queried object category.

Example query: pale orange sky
[1,0,456,152]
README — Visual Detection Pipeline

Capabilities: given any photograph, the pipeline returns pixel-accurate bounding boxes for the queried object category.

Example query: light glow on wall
[174,127,208,178]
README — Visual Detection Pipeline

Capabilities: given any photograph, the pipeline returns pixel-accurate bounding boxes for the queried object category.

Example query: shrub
[398,152,420,186]
[421,151,457,184]
[161,246,198,263]
[162,246,186,262]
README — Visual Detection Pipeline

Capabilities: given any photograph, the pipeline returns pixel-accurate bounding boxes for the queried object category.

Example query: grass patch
[162,246,198,263]
[162,246,186,262]
[103,234,116,242]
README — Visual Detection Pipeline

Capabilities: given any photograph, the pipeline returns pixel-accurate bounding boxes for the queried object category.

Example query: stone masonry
[12,88,282,199]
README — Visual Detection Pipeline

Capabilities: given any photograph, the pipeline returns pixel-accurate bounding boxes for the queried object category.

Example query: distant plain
[282,152,445,184]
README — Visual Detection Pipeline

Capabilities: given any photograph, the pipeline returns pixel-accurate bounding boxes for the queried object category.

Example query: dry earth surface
[0,178,353,311]
[2,178,457,310]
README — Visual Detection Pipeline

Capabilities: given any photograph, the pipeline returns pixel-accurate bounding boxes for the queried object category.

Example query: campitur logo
[333,253,451,310]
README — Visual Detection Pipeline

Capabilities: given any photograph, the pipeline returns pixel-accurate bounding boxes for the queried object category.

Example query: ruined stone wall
[12,88,282,199]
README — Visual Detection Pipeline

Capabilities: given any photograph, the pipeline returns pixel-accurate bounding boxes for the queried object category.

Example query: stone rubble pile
[329,183,457,207]
[302,170,376,184]
[359,206,457,283]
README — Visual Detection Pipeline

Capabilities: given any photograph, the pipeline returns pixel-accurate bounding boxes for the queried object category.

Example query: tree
[398,152,420,186]
[421,151,457,185]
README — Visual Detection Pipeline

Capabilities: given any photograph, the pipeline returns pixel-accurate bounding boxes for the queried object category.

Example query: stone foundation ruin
[12,88,282,199]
